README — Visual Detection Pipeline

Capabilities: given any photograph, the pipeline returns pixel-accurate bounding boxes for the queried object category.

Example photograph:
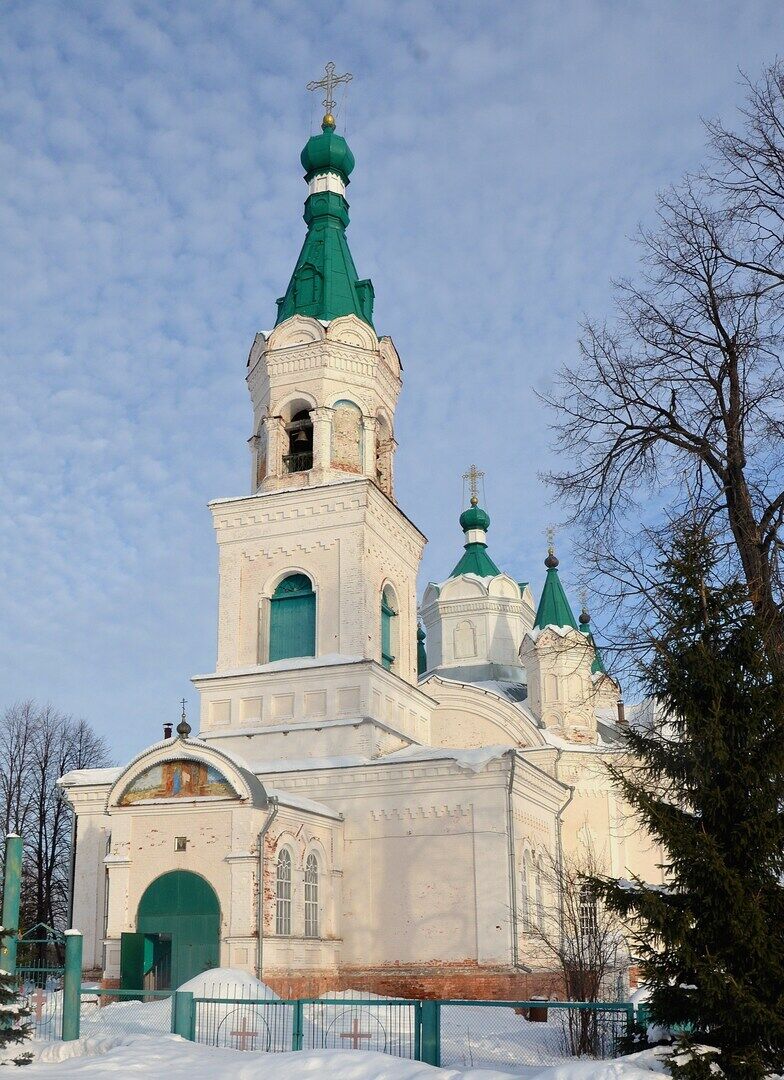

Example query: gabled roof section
[450,543,501,578]
[533,549,578,631]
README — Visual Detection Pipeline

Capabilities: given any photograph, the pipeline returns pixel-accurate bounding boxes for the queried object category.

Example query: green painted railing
[62,990,636,1063]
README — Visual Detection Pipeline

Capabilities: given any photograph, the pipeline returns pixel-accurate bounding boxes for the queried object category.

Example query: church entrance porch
[121,871,220,991]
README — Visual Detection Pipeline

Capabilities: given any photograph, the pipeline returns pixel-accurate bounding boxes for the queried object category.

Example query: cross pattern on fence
[55,989,636,1067]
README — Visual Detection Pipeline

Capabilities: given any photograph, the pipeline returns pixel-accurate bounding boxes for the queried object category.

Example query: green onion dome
[459,498,491,533]
[300,116,355,182]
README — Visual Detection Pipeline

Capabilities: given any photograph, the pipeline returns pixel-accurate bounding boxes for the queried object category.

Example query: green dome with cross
[275,63,374,328]
[300,119,355,182]
[449,466,501,578]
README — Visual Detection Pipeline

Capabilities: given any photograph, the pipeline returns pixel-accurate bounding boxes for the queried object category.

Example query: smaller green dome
[459,502,490,532]
[300,119,355,182]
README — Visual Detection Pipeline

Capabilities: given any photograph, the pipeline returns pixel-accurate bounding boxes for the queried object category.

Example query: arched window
[304,853,319,938]
[294,263,322,309]
[269,574,316,662]
[454,620,477,659]
[521,852,532,933]
[535,860,546,932]
[544,673,558,702]
[381,585,398,671]
[275,848,292,936]
[284,408,313,473]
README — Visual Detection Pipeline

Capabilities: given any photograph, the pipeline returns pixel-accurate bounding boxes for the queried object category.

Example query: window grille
[304,853,319,938]
[579,885,598,937]
[275,848,292,935]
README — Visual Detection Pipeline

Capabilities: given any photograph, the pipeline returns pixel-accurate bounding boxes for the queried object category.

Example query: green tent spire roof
[275,116,375,328]
[579,605,607,674]
[449,497,501,578]
[533,547,578,631]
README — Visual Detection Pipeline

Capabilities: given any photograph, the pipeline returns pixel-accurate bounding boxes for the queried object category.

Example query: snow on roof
[266,787,342,820]
[201,715,414,742]
[250,745,514,776]
[193,654,364,680]
[58,766,123,787]
[526,624,580,643]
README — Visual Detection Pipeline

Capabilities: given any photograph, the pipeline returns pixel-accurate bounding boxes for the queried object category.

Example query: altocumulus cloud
[1,0,782,758]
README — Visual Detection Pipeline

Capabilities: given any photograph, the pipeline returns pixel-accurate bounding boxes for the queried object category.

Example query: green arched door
[137,871,220,990]
[269,573,316,661]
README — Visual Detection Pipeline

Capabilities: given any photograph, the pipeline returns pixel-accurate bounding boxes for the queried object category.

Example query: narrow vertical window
[579,885,598,938]
[536,862,545,932]
[275,848,292,936]
[520,854,531,933]
[381,585,398,671]
[304,853,319,938]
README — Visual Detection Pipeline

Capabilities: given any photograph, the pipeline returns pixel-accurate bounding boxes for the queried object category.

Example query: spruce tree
[591,525,784,1079]
[0,960,32,1066]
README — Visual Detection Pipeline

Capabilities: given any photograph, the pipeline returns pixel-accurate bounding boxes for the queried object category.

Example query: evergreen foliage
[0,960,32,1066]
[590,525,784,1079]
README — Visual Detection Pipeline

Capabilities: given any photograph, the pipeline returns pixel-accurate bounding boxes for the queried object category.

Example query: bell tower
[194,72,429,750]
[247,84,399,502]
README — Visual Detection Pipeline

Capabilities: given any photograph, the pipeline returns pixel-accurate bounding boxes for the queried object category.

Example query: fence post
[172,991,195,1040]
[291,999,303,1051]
[420,999,440,1066]
[61,930,83,1041]
[0,834,22,978]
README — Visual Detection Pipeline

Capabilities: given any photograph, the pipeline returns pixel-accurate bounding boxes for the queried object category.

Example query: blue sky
[2,0,782,761]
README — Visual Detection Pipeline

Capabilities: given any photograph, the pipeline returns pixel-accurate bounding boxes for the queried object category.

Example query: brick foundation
[263,964,565,1001]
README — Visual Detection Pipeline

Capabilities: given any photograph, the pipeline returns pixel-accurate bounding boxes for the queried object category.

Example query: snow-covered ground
[6,969,666,1077]
[19,1035,669,1079]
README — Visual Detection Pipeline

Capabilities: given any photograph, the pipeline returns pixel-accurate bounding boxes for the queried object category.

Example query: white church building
[60,98,663,999]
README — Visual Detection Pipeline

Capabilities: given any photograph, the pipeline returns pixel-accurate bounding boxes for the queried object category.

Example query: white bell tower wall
[247,315,402,501]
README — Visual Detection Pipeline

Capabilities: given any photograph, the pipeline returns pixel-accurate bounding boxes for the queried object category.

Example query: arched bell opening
[284,408,314,473]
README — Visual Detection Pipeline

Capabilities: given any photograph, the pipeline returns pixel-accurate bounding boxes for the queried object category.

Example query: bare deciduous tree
[544,61,784,672]
[528,847,628,1055]
[0,701,111,936]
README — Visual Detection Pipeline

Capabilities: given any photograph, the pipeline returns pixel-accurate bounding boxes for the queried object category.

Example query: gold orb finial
[322,112,336,129]
[470,495,478,507]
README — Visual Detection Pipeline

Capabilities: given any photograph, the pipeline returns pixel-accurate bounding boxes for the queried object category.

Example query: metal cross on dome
[306,61,353,114]
[463,464,485,502]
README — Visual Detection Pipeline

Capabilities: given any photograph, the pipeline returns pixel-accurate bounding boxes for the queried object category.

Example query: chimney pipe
[163,722,173,740]
[617,699,626,726]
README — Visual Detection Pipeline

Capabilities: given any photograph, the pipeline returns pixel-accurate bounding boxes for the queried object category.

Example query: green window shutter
[270,574,316,662]
[381,592,396,671]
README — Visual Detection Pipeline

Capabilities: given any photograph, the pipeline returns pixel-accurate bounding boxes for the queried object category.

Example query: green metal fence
[164,994,634,1065]
[439,1000,634,1069]
[15,924,67,1043]
[77,987,174,1040]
